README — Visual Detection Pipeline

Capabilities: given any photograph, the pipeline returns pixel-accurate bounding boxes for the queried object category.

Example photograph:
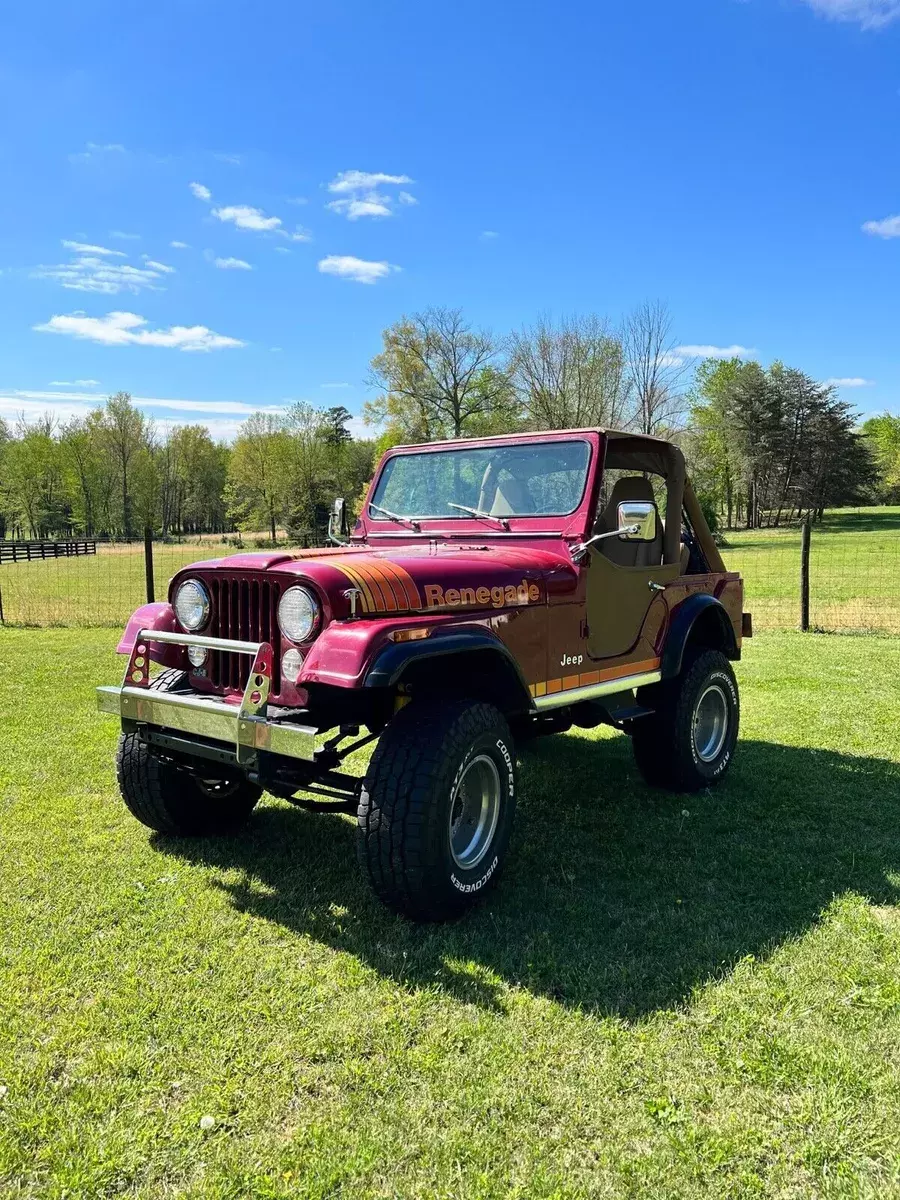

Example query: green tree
[366,307,511,441]
[861,413,900,501]
[226,413,293,542]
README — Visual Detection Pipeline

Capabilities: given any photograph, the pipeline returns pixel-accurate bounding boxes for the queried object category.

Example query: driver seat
[487,474,533,516]
[594,476,663,567]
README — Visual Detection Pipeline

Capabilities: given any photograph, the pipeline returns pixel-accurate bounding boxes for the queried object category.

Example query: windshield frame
[366,436,595,525]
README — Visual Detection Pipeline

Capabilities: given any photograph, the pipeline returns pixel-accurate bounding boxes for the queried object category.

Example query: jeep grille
[206,575,283,693]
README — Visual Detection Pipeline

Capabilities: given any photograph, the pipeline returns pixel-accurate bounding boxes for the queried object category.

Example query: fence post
[144,528,155,604]
[799,516,811,632]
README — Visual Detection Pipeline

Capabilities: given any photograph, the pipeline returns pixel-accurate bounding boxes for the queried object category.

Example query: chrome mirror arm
[570,525,639,564]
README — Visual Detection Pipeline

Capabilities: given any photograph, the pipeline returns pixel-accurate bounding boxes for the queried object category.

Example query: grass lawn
[1,629,900,1197]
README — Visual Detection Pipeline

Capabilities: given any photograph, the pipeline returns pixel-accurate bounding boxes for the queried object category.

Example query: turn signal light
[389,627,431,643]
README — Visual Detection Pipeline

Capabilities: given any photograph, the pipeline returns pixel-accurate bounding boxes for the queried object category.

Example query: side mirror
[617,500,656,542]
[328,497,349,545]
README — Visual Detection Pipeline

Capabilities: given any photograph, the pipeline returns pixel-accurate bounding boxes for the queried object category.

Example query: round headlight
[188,645,208,667]
[174,578,210,632]
[278,586,320,643]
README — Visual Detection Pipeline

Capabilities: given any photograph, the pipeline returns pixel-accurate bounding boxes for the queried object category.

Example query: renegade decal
[424,578,541,610]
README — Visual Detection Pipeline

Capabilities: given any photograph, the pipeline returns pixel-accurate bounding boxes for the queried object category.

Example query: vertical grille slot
[202,574,282,694]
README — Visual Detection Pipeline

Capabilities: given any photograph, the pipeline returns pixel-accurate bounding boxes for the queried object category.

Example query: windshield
[370,439,591,520]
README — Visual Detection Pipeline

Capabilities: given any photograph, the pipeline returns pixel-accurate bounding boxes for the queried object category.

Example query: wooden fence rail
[0,540,97,564]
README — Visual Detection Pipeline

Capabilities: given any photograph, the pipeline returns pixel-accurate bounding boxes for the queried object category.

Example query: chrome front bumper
[96,629,317,764]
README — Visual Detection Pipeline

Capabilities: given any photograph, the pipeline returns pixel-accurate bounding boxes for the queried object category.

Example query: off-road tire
[357,700,517,921]
[115,668,262,835]
[631,649,739,792]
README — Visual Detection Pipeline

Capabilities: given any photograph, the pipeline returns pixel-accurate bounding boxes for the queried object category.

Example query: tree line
[0,396,375,543]
[0,302,894,541]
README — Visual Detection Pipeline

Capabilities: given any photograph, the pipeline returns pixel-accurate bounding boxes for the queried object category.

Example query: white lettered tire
[357,700,517,920]
[632,649,739,792]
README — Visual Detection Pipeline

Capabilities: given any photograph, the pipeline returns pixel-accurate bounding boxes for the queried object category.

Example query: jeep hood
[177,543,575,617]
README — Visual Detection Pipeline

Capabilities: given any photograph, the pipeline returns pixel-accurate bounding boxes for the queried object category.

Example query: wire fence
[0,514,898,633]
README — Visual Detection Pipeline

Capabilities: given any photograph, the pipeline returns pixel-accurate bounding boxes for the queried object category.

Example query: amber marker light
[389,627,432,643]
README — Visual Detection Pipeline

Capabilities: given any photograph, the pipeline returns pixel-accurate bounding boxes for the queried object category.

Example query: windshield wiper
[368,502,421,532]
[447,502,510,531]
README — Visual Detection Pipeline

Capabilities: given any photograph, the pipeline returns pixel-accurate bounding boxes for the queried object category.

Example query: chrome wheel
[449,754,502,870]
[692,684,729,762]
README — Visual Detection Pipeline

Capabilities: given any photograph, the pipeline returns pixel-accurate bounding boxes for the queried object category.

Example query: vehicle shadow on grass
[153,735,900,1019]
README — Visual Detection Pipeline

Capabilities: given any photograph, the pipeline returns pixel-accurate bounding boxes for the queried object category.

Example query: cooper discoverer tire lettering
[357,699,517,920]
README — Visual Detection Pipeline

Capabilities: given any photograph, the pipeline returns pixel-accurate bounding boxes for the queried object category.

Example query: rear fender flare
[661,594,739,679]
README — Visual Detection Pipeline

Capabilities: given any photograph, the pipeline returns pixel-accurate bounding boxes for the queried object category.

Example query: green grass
[2,629,900,1197]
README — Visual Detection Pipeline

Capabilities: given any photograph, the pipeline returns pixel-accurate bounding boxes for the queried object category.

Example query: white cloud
[34,250,170,295]
[274,246,291,254]
[110,230,141,241]
[674,344,756,359]
[327,170,413,194]
[5,389,372,444]
[69,142,126,162]
[480,230,499,240]
[49,379,101,387]
[286,196,308,205]
[62,240,125,257]
[321,382,351,389]
[4,388,278,414]
[317,255,397,284]
[190,181,212,202]
[214,153,242,166]
[170,240,190,249]
[214,256,253,270]
[33,310,244,351]
[141,256,175,273]
[326,169,415,220]
[213,203,280,232]
[330,195,393,220]
[801,0,900,28]
[862,213,900,238]
[824,377,875,387]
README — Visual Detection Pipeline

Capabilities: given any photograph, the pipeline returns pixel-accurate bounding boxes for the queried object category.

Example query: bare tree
[509,313,633,430]
[368,307,510,439]
[622,300,689,435]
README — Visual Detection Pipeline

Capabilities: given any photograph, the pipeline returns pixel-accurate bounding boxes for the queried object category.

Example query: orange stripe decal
[333,562,379,613]
[531,657,661,700]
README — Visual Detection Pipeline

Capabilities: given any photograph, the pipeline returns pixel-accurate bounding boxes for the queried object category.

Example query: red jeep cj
[99,429,749,920]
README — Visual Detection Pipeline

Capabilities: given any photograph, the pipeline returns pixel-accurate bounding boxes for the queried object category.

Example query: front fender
[362,627,524,688]
[117,603,185,669]
[661,593,739,679]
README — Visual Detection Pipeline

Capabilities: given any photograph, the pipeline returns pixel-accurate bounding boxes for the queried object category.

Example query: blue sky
[1,0,899,440]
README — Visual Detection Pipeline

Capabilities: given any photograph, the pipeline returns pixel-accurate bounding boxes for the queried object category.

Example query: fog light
[188,645,208,667]
[282,648,304,683]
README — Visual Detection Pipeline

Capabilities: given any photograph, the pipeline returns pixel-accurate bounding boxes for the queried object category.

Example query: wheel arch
[363,629,533,718]
[661,594,739,679]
